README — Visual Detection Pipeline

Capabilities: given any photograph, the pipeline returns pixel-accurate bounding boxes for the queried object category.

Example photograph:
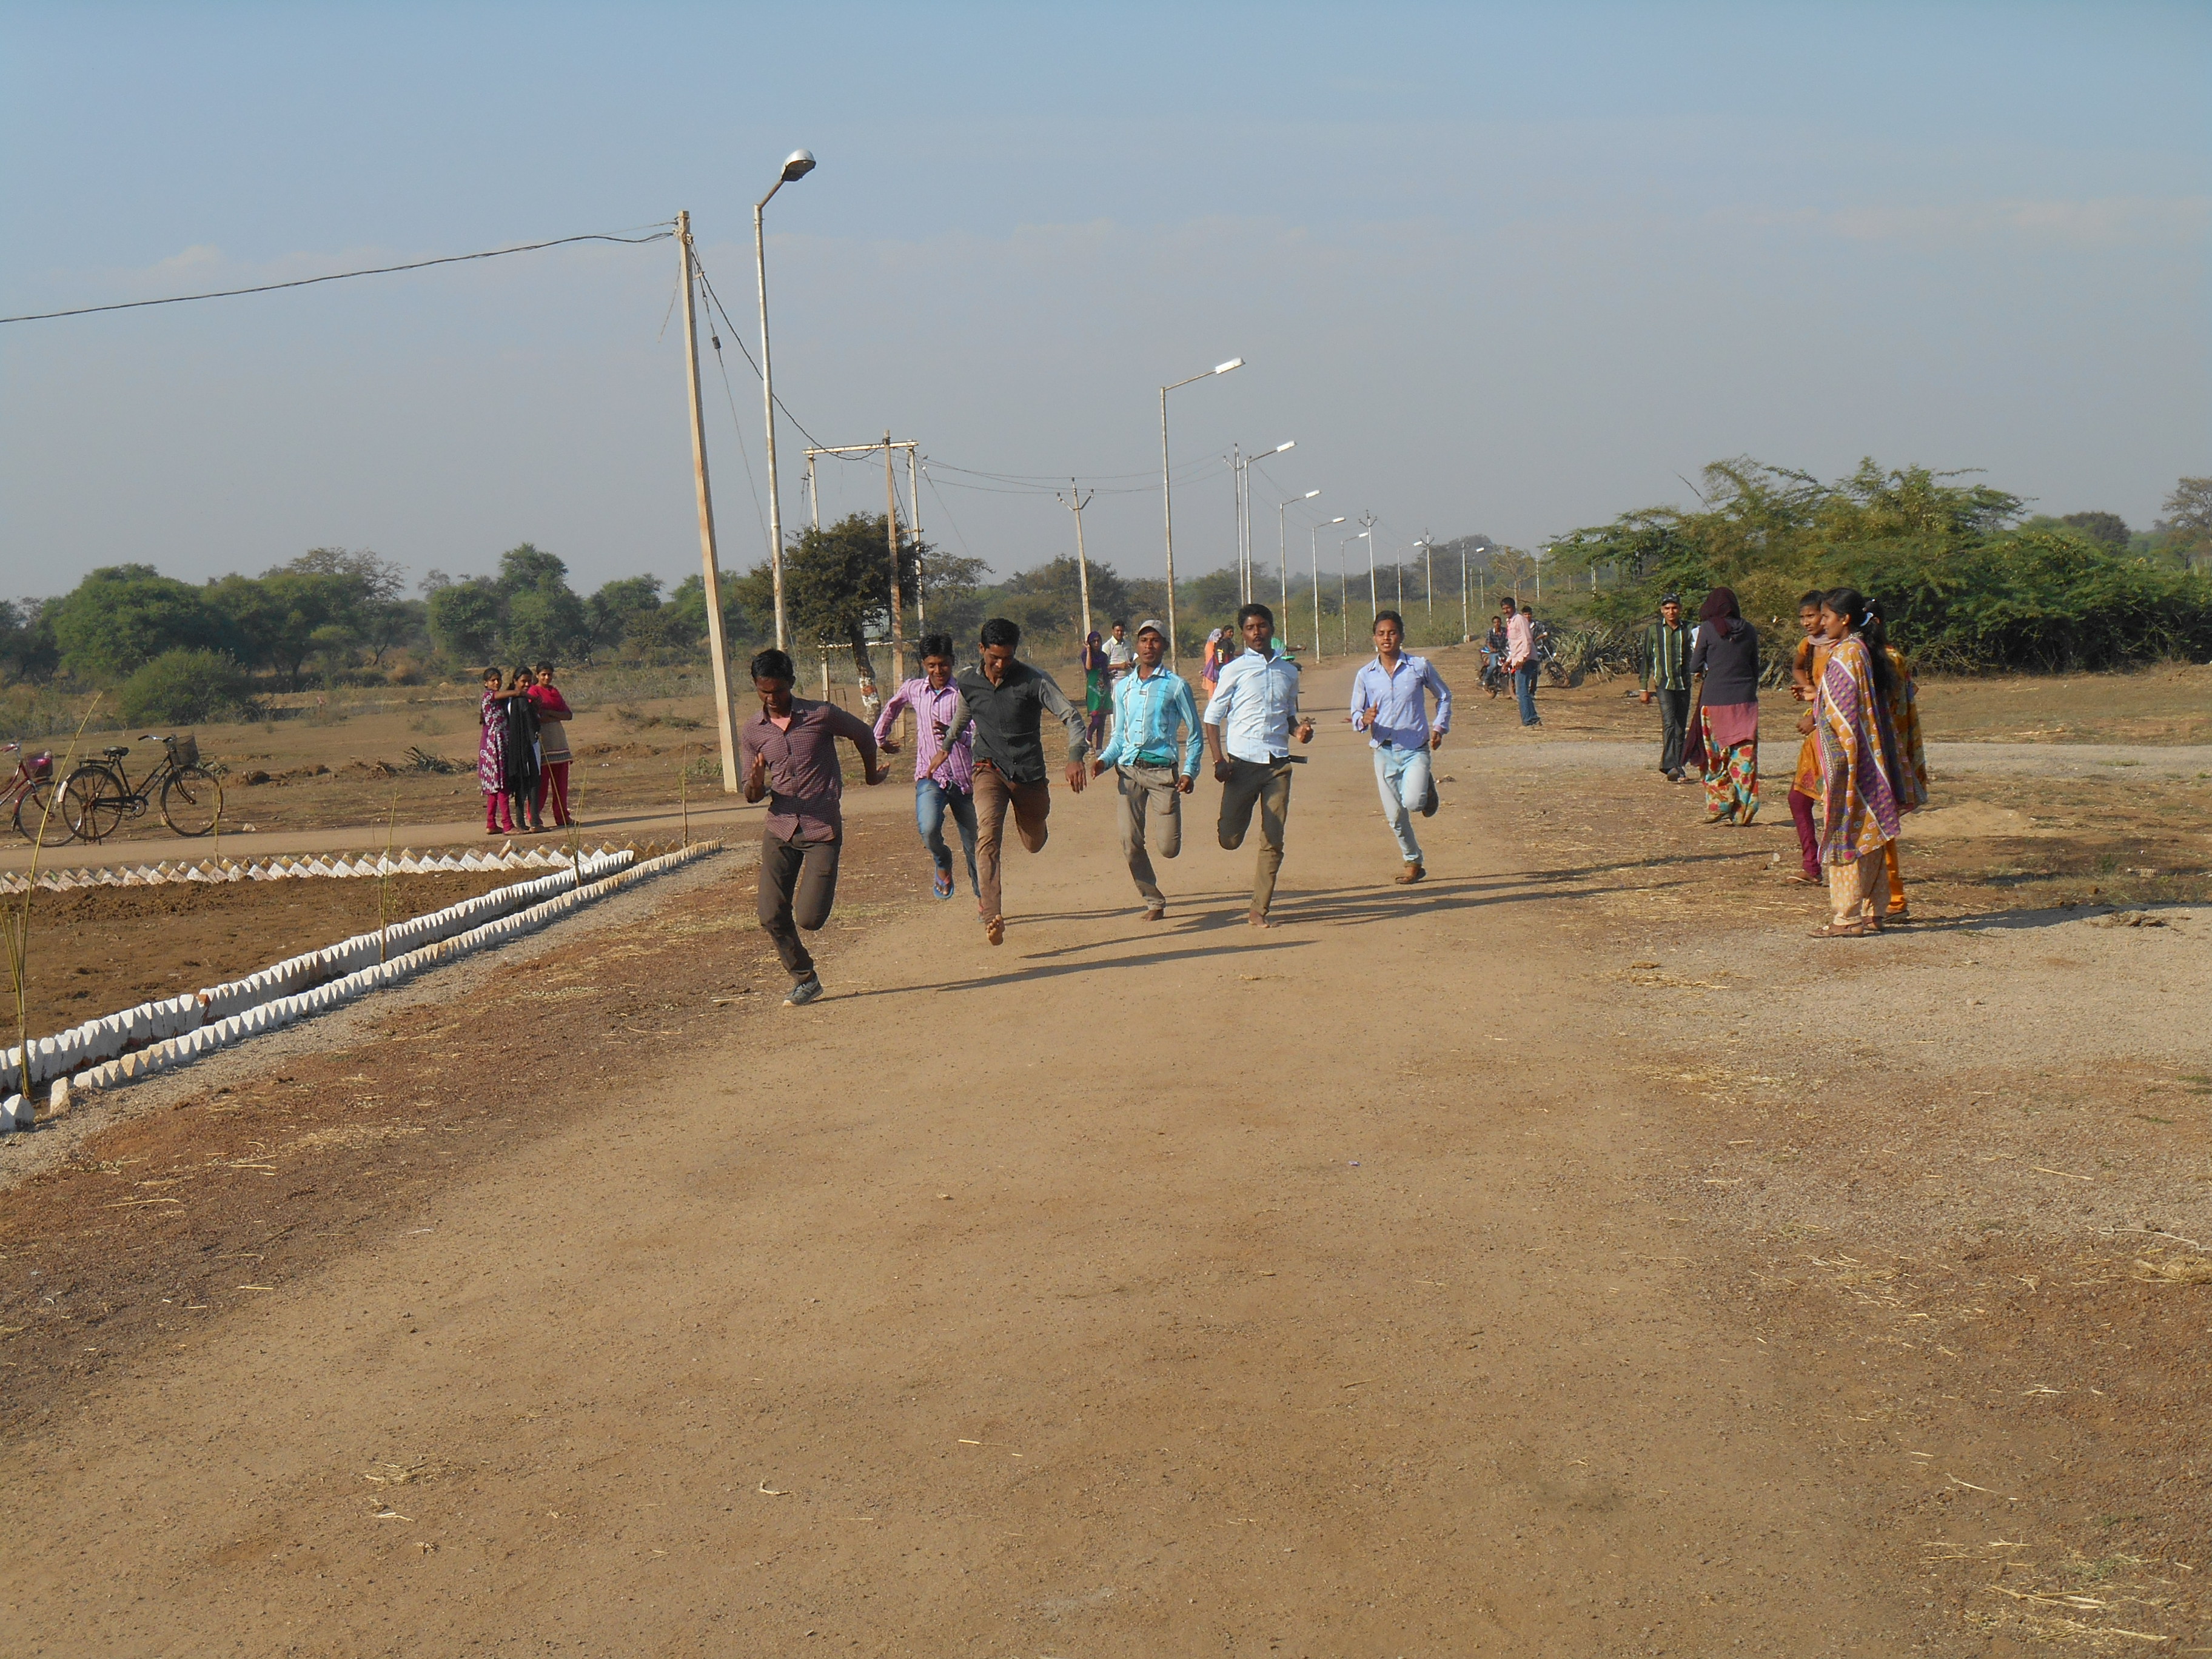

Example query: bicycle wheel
[10,778,64,845]
[160,765,224,837]
[60,765,128,843]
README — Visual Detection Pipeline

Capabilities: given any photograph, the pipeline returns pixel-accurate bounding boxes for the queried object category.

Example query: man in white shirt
[1104,620,1135,685]
[1201,603,1315,928]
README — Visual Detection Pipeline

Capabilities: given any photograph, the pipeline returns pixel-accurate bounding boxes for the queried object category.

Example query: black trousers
[759,829,841,977]
[1657,687,1692,774]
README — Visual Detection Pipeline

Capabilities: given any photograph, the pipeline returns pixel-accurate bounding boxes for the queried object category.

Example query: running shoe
[784,974,825,1007]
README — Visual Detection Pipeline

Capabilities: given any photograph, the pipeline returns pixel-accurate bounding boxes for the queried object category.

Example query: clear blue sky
[3,1,2206,600]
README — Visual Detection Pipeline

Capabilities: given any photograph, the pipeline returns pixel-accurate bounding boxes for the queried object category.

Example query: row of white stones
[0,842,638,894]
[0,845,720,1128]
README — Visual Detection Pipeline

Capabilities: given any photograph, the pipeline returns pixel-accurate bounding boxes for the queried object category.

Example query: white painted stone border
[1,841,643,895]
[1,842,720,1129]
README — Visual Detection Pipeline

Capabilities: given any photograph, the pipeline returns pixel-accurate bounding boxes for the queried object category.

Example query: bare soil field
[13,870,521,1038]
[2,655,2207,1655]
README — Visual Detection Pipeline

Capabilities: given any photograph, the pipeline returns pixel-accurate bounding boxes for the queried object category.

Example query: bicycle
[59,732,225,842]
[2,742,59,843]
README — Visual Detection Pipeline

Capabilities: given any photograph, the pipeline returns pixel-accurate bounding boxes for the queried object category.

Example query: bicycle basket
[24,751,52,780]
[168,733,199,768]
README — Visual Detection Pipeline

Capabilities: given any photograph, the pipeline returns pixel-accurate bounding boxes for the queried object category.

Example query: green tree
[209,568,358,690]
[2159,477,2212,574]
[665,571,746,657]
[427,580,503,665]
[50,565,238,683]
[496,543,571,596]
[2056,511,2130,552]
[0,599,59,686]
[585,575,665,659]
[119,649,255,726]
[731,513,947,686]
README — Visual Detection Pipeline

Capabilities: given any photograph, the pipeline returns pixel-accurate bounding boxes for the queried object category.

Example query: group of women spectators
[1667,585,1929,937]
[477,662,575,834]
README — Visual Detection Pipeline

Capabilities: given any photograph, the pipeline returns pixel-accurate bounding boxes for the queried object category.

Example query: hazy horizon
[3,2,2205,604]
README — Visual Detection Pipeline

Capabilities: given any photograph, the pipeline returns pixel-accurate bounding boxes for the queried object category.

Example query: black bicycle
[60,733,225,842]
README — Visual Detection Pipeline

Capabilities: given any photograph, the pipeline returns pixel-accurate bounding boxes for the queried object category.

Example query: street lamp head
[780,149,817,183]
[1273,440,1295,455]
[1326,516,1346,526]
[1302,489,1321,500]
[1213,358,1244,375]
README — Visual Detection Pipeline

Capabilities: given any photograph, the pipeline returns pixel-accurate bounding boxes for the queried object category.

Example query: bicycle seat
[102,746,130,759]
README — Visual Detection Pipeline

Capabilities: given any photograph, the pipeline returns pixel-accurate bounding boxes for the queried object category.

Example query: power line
[0,225,678,324]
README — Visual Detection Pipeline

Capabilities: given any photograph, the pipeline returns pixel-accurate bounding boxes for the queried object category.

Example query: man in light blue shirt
[1350,610,1453,883]
[1201,603,1315,928]
[1090,618,1202,919]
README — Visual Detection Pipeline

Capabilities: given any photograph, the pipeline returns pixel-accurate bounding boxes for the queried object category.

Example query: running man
[938,617,1090,945]
[737,648,885,1007]
[1202,603,1315,928]
[1089,617,1202,920]
[1350,610,1452,885]
[874,632,977,902]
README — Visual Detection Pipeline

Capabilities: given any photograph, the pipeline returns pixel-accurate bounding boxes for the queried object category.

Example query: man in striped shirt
[1089,618,1201,920]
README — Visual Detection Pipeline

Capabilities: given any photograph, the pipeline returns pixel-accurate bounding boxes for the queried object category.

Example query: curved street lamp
[756,148,817,651]
[1159,357,1241,669]
[1276,487,1320,639]
[1310,515,1345,662]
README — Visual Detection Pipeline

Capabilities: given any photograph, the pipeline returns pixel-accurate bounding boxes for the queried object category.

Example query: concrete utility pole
[908,449,926,628]
[1420,534,1433,632]
[1057,481,1097,642]
[1359,514,1378,623]
[677,211,740,794]
[883,431,906,687]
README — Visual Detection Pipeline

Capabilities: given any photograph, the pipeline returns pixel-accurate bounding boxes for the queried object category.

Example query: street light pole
[1339,535,1354,655]
[754,147,817,654]
[1232,439,1295,603]
[1310,515,1344,662]
[1419,534,1433,634]
[1277,487,1319,645]
[1159,357,1242,671]
[1359,515,1378,623]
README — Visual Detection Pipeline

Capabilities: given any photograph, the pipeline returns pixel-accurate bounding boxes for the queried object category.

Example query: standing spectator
[1867,599,1927,921]
[739,647,885,1004]
[1104,620,1135,687]
[500,667,544,832]
[1200,625,1231,692]
[1640,594,1694,782]
[1785,591,1831,884]
[874,632,979,902]
[477,667,515,835]
[1505,603,1541,726]
[1080,629,1111,751]
[1690,588,1761,825]
[1808,588,1902,936]
[528,662,575,829]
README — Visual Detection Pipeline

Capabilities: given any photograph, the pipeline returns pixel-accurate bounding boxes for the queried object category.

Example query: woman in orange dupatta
[1811,588,1903,937]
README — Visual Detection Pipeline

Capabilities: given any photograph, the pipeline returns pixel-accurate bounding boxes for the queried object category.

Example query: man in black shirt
[939,617,1090,945]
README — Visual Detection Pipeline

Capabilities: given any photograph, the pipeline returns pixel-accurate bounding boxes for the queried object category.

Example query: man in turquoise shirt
[1089,618,1202,920]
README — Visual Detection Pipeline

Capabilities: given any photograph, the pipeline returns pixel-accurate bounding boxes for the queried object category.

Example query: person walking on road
[1090,618,1202,920]
[1202,603,1316,929]
[937,617,1090,947]
[1350,610,1452,885]
[1640,595,1693,782]
[1808,589,1902,937]
[1506,603,1541,726]
[873,633,979,903]
[1785,591,1831,884]
[739,648,886,1005]
[1689,588,1761,825]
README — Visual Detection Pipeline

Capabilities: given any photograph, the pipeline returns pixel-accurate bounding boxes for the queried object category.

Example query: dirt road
[5,665,2205,1655]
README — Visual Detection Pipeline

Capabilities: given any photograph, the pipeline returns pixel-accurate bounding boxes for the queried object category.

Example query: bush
[118,649,256,726]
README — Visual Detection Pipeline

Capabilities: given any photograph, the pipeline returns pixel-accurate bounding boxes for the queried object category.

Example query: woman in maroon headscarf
[1689,586,1761,824]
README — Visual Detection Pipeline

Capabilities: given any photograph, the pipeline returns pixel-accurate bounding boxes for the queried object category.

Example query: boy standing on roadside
[739,648,885,1006]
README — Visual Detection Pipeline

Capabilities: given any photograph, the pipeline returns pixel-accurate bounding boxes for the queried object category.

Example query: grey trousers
[1218,757,1293,916]
[759,829,840,978]
[1657,686,1692,774]
[1114,762,1183,906]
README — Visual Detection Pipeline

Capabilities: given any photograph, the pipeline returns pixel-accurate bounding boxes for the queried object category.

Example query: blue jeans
[915,777,979,895]
[1513,662,1540,725]
[1372,745,1432,863]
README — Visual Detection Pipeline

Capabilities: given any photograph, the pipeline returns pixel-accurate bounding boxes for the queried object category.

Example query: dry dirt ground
[2,660,2208,1656]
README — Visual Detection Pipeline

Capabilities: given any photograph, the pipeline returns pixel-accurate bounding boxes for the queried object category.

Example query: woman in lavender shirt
[873,632,979,901]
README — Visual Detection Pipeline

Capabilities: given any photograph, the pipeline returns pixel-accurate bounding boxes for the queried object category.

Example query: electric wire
[1,226,678,324]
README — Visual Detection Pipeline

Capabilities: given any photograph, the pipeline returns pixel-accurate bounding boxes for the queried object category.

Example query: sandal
[931,868,954,900]
[1783,870,1821,886]
[1396,863,1426,884]
[1809,920,1877,938]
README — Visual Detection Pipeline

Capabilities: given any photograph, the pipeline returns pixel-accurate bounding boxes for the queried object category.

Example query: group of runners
[736,603,1454,1006]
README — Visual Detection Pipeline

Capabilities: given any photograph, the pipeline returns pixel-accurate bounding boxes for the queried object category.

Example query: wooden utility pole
[677,210,740,794]
[1057,481,1096,642]
[882,431,906,687]
[907,448,925,628]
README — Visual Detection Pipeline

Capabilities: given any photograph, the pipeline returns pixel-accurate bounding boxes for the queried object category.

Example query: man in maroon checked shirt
[737,647,885,1007]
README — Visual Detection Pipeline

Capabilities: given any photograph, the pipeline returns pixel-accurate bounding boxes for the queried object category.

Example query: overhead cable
[1,225,678,324]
